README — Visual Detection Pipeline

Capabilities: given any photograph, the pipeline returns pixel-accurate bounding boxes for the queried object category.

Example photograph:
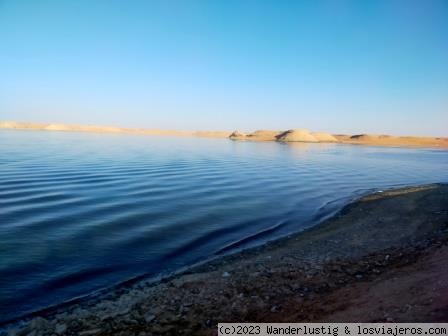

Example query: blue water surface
[1,130,447,323]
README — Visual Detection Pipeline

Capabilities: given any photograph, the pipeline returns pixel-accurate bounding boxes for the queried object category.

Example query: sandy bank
[334,134,448,149]
[0,121,230,138]
[3,184,447,335]
[1,121,446,148]
[229,129,282,141]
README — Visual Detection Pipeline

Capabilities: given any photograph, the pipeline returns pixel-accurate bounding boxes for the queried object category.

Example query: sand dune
[230,128,337,143]
[229,130,247,138]
[229,130,282,141]
[277,129,319,142]
[311,132,339,142]
[334,133,448,148]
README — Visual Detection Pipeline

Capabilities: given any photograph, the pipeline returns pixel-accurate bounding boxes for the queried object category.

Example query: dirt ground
[2,184,448,336]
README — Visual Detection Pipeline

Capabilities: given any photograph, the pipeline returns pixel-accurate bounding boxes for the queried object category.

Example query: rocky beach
[2,184,447,335]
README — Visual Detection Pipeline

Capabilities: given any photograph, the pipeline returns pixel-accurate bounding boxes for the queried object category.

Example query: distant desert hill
[0,121,200,137]
[333,134,448,148]
[230,128,337,144]
[1,121,447,149]
[229,129,447,148]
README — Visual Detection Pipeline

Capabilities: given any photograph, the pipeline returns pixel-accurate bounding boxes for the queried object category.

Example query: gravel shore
[2,184,448,336]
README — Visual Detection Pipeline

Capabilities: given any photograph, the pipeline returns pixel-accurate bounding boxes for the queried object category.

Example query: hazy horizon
[1,0,447,137]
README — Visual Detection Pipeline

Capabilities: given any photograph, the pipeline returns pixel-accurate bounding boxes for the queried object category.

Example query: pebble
[270,305,280,313]
[28,317,51,333]
[222,271,230,278]
[55,323,67,335]
[144,314,156,323]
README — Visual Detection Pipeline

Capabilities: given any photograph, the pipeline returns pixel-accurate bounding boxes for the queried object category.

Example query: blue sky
[1,0,447,136]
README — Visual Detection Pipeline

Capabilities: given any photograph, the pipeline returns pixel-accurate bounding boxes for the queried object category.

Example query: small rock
[5,328,20,336]
[55,323,67,335]
[222,272,230,278]
[29,317,52,333]
[355,274,363,279]
[144,314,156,323]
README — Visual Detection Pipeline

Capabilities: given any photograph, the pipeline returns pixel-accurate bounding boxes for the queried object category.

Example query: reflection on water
[0,130,447,323]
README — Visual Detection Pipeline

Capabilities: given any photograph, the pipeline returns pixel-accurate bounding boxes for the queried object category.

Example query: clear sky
[1,0,447,136]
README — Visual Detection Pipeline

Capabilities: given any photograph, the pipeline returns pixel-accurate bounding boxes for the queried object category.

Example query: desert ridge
[333,134,448,148]
[229,128,448,148]
[1,121,447,149]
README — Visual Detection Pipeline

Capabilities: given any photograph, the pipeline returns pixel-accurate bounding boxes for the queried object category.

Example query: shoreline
[3,183,448,335]
[0,121,231,139]
[1,121,447,149]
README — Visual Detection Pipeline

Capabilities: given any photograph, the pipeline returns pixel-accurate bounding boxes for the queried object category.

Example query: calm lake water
[1,130,447,323]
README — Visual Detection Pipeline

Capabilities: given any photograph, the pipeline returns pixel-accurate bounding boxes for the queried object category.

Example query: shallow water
[1,130,447,323]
